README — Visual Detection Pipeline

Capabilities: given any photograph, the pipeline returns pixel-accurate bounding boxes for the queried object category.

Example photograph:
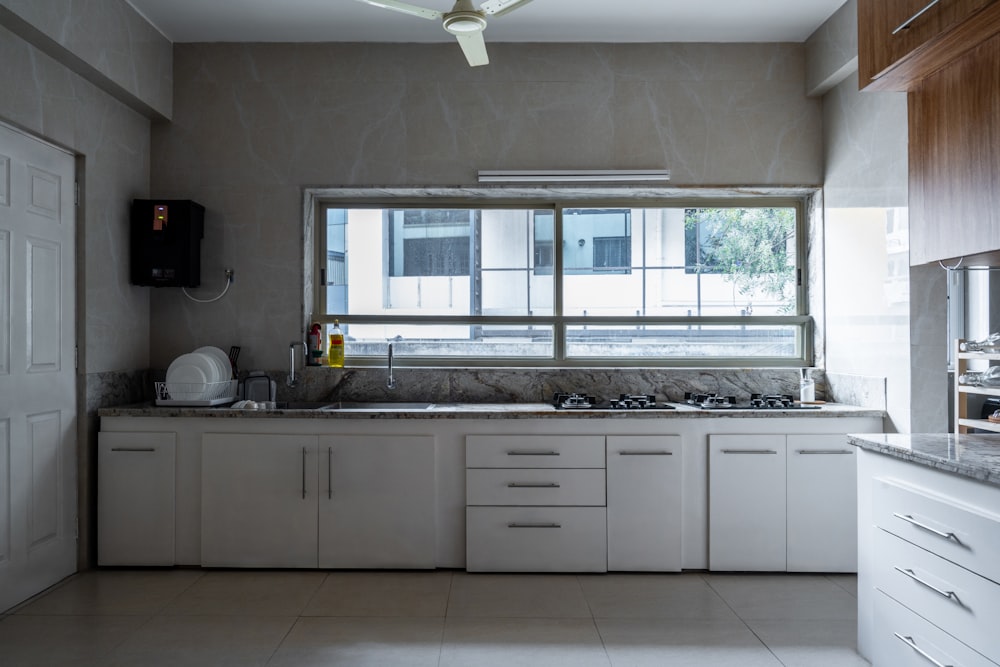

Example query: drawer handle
[110,447,156,452]
[619,451,673,456]
[893,633,953,667]
[796,449,852,455]
[893,567,962,604]
[507,450,560,456]
[507,522,561,529]
[507,482,560,488]
[892,513,961,544]
[721,449,777,455]
[892,0,942,35]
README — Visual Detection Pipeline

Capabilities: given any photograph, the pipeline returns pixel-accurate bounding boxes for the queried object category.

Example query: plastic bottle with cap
[328,320,345,368]
[799,368,815,403]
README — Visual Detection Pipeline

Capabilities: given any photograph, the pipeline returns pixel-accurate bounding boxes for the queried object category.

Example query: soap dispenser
[799,368,815,403]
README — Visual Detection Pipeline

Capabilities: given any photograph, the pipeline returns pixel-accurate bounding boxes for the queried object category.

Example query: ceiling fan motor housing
[443,0,487,34]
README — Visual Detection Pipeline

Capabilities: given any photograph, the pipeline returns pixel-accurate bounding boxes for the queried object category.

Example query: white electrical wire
[939,257,965,271]
[182,272,233,303]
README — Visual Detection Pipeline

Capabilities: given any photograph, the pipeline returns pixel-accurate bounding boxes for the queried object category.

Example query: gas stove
[681,392,821,410]
[552,392,676,410]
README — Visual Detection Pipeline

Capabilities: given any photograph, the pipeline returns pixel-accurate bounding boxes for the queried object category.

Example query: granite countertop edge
[98,402,884,419]
[849,433,1000,487]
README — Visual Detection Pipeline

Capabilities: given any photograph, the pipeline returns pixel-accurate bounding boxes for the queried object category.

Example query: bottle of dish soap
[307,322,324,366]
[328,320,345,368]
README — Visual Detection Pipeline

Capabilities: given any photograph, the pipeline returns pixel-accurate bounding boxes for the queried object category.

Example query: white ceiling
[125,0,848,44]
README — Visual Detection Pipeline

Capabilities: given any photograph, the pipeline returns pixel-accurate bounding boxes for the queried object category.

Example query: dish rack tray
[155,379,238,406]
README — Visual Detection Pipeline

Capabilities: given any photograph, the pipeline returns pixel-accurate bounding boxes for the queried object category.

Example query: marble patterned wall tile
[826,372,886,410]
[805,0,858,96]
[0,0,172,118]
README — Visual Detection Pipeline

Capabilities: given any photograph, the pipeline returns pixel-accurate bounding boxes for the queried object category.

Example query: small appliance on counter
[242,372,276,403]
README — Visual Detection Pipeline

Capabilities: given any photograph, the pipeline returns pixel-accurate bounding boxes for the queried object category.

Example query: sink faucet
[386,342,396,390]
[287,340,306,387]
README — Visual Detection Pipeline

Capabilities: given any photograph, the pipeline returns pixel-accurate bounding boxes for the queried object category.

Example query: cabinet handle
[302,447,307,500]
[892,513,961,543]
[721,449,777,454]
[507,522,561,528]
[327,446,333,499]
[109,447,156,452]
[618,451,673,456]
[893,633,953,667]
[507,450,560,456]
[892,0,942,35]
[796,449,852,455]
[507,482,560,488]
[893,567,961,604]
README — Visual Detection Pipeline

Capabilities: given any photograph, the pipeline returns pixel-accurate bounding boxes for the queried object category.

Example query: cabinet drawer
[873,590,999,667]
[874,528,1000,658]
[873,477,1000,583]
[466,435,605,468]
[466,506,607,572]
[466,469,606,506]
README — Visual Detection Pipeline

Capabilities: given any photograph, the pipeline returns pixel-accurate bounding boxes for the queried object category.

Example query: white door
[0,122,77,612]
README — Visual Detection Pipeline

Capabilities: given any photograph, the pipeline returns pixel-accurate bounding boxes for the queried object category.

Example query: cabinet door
[201,433,318,568]
[97,432,176,566]
[318,435,435,569]
[786,435,858,572]
[607,435,683,572]
[709,434,786,571]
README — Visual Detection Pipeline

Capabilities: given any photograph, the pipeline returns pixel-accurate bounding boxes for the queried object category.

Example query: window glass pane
[339,323,553,358]
[565,324,801,358]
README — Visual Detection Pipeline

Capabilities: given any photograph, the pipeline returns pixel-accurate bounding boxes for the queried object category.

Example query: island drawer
[466,435,605,468]
[466,468,606,506]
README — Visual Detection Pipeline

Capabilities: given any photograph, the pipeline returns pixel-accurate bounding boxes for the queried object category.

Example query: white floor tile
[162,570,326,616]
[15,570,203,616]
[302,570,452,617]
[447,572,592,618]
[703,573,859,621]
[597,617,784,667]
[746,618,870,667]
[0,614,148,667]
[105,614,294,667]
[441,617,611,667]
[578,573,738,619]
[268,616,445,666]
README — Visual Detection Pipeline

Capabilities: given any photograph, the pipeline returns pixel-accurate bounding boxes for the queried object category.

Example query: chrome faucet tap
[387,342,396,390]
[287,340,306,387]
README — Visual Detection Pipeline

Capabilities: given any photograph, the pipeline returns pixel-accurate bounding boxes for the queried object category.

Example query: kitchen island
[851,433,1000,666]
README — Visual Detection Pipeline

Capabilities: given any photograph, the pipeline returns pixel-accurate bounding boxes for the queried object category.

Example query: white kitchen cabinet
[318,435,436,569]
[201,433,318,568]
[97,432,177,566]
[709,434,787,571]
[786,435,858,572]
[606,435,683,571]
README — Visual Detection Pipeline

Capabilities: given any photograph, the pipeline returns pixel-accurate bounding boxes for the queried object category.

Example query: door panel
[0,123,76,613]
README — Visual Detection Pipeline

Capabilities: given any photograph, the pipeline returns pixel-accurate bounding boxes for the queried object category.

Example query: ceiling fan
[354,0,534,67]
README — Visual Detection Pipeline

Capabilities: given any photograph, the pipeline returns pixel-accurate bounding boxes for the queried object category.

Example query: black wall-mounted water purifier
[130,199,204,287]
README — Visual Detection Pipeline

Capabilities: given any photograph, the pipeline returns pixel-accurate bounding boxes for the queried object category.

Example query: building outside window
[314,199,808,366]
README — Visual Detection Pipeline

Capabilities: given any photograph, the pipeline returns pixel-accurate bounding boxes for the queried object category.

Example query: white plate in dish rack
[195,346,232,381]
[166,352,215,400]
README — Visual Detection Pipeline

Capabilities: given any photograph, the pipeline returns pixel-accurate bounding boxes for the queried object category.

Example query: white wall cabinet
[201,433,318,568]
[606,435,683,571]
[318,435,435,569]
[709,434,787,571]
[97,432,177,566]
[786,435,858,572]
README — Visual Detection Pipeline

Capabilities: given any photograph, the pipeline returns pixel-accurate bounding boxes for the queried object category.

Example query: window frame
[307,190,814,368]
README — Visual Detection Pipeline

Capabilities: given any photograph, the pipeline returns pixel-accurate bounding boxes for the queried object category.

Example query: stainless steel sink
[323,401,434,410]
[273,401,338,410]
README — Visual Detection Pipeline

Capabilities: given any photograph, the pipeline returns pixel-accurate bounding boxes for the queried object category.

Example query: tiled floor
[0,569,868,666]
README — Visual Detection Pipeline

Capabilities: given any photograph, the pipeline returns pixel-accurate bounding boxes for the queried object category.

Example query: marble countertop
[99,401,884,419]
[849,433,1000,487]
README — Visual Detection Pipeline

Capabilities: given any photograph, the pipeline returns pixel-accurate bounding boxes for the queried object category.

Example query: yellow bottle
[328,320,345,368]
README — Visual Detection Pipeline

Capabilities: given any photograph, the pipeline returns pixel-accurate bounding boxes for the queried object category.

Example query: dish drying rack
[155,379,238,406]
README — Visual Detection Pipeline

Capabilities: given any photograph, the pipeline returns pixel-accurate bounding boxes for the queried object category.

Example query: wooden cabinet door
[786,435,858,572]
[709,434,786,571]
[98,432,176,566]
[318,435,435,569]
[201,433,318,568]
[606,435,683,571]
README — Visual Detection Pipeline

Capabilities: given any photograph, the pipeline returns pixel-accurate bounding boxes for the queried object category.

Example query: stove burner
[683,392,738,409]
[552,392,675,410]
[610,394,666,410]
[552,392,598,409]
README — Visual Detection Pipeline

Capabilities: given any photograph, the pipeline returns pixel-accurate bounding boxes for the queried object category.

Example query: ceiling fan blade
[479,0,533,17]
[355,0,441,20]
[455,31,489,67]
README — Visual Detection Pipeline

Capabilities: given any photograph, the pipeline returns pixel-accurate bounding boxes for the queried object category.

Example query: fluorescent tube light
[477,169,671,183]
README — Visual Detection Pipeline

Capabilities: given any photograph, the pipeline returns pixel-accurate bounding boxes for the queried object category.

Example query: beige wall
[150,41,824,370]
